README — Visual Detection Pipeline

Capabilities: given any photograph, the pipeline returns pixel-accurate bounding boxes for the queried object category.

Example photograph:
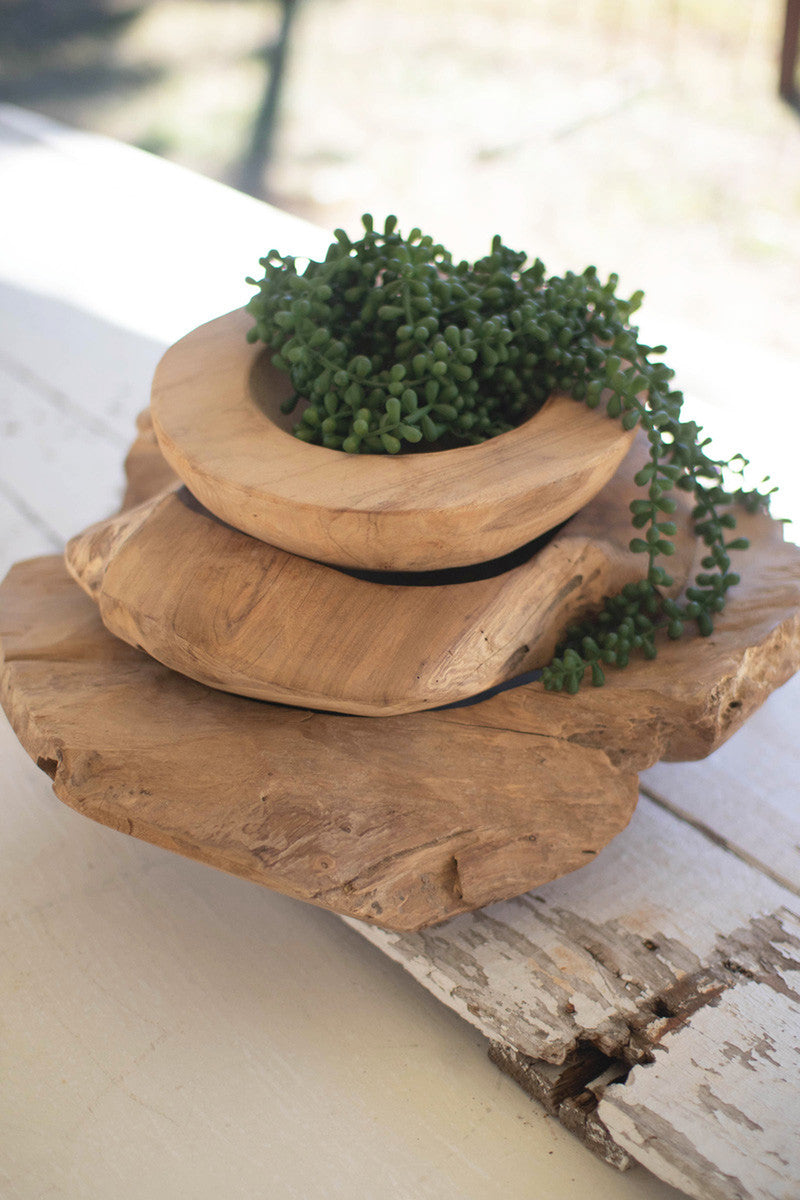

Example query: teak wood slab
[66,431,697,716]
[150,309,636,571]
[431,504,800,768]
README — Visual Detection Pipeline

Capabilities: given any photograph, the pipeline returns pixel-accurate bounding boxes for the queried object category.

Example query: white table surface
[0,103,773,1200]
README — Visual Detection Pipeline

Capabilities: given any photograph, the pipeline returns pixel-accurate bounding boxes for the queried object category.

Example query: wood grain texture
[65,431,696,716]
[0,555,640,932]
[150,308,636,571]
[598,908,800,1200]
[428,507,800,770]
[79,410,800,754]
[351,802,800,1194]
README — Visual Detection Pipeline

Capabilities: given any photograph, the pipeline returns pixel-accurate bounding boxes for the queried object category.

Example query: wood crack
[310,831,476,902]
[445,907,800,1181]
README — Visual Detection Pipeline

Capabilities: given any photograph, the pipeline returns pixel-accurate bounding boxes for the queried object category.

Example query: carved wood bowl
[150,308,636,572]
[64,434,698,715]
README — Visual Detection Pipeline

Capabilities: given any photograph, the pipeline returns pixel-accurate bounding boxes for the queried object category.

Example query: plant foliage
[247,215,771,691]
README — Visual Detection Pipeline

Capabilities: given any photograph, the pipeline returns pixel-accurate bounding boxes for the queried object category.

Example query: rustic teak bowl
[64,428,699,715]
[150,308,636,572]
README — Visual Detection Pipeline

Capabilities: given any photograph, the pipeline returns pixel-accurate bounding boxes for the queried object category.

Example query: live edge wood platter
[2,309,800,932]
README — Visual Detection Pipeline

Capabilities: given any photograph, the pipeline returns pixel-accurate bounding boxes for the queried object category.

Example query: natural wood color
[0,555,640,932]
[6,475,800,933]
[429,506,800,769]
[65,432,697,716]
[149,308,636,571]
[104,414,800,744]
[122,408,178,509]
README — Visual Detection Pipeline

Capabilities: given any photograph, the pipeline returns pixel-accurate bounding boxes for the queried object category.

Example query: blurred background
[1,0,798,437]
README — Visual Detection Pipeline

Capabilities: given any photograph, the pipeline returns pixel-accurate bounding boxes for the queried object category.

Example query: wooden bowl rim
[150,308,635,568]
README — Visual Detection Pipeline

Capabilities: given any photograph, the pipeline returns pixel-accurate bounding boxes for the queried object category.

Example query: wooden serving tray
[2,417,799,931]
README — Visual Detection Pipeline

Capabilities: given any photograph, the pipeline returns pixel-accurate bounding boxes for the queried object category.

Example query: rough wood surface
[93,411,800,754]
[150,308,636,571]
[349,798,800,1063]
[65,431,696,716]
[598,908,800,1200]
[0,555,640,932]
[487,1041,632,1170]
[351,802,800,1196]
[428,507,800,768]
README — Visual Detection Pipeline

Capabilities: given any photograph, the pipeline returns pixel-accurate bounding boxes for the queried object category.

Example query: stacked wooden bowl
[2,310,798,931]
[65,308,641,717]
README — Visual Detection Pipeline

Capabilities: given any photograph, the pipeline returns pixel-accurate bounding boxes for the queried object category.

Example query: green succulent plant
[246,215,771,692]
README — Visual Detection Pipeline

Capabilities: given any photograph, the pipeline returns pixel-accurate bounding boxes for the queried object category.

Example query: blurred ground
[2,0,798,373]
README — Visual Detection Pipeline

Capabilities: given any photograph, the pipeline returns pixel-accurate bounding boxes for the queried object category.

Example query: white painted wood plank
[599,909,800,1200]
[0,488,59,580]
[348,797,800,1066]
[0,361,128,542]
[0,281,165,442]
[643,674,800,898]
[351,804,800,1194]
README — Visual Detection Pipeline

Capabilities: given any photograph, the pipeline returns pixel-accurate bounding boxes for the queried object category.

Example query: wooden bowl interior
[249,351,304,435]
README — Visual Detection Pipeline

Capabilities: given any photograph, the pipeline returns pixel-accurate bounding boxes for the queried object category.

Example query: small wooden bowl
[151,309,636,571]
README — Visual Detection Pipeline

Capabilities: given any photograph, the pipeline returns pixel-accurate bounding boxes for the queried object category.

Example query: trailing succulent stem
[247,215,772,692]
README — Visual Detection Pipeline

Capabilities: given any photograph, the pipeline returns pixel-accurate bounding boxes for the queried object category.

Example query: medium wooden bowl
[150,309,636,571]
[65,433,698,716]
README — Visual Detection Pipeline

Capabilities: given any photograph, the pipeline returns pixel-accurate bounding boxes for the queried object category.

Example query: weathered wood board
[350,799,800,1195]
[599,908,800,1200]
